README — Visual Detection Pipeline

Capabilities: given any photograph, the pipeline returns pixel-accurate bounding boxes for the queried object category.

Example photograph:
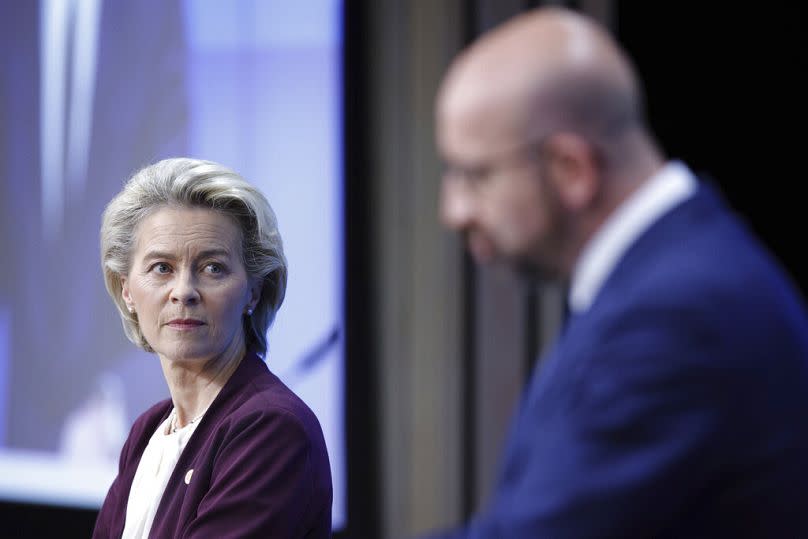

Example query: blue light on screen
[0,0,345,531]
[0,307,8,446]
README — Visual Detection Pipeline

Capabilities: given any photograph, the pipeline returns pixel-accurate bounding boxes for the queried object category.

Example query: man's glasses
[442,136,550,191]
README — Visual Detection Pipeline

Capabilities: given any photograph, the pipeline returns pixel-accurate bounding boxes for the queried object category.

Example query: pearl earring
[128,306,135,314]
[247,308,254,316]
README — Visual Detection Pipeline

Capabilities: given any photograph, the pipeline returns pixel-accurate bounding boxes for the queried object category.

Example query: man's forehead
[440,52,530,111]
[437,77,535,160]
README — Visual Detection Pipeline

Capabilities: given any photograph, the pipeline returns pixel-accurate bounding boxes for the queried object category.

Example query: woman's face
[121,206,260,363]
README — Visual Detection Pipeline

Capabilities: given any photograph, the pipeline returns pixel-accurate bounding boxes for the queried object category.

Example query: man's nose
[440,177,476,231]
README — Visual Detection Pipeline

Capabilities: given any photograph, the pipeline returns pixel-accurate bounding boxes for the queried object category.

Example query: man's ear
[543,132,600,212]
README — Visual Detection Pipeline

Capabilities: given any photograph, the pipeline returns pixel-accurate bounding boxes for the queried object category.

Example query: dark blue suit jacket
[429,183,808,538]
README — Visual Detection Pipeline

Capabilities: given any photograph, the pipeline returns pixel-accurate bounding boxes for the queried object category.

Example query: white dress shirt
[568,161,698,314]
[121,409,203,539]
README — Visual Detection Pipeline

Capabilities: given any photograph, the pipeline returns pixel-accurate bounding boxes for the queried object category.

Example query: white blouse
[121,409,203,539]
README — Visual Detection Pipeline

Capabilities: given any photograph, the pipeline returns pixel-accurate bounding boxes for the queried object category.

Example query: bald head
[436,7,664,278]
[437,7,649,169]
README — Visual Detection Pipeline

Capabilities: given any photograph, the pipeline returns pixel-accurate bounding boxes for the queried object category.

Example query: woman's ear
[121,276,135,313]
[248,278,262,311]
[544,132,600,212]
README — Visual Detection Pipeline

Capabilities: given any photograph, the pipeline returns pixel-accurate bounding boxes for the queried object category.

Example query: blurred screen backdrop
[0,0,345,530]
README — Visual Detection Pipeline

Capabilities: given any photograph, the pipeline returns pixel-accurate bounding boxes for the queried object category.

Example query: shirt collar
[568,160,698,314]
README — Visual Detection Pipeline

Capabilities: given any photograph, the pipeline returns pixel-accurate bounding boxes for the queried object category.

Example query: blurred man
[428,6,808,538]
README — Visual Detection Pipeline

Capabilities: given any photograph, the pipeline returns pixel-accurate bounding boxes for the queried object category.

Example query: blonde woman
[94,158,332,538]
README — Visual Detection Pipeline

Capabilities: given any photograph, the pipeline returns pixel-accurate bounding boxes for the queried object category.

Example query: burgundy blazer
[93,352,332,538]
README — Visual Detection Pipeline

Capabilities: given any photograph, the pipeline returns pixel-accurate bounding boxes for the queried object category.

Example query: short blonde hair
[100,157,287,356]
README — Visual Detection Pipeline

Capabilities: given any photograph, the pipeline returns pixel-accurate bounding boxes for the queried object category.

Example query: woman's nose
[170,270,201,305]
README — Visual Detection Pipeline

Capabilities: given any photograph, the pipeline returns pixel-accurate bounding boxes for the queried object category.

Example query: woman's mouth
[166,319,205,330]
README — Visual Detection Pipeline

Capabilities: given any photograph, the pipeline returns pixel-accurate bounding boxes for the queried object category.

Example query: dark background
[617,1,807,296]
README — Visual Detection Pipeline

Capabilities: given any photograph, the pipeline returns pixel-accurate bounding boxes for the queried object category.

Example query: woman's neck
[158,338,246,428]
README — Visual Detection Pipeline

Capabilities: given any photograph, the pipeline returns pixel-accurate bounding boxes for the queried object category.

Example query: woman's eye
[205,263,223,274]
[151,262,171,274]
